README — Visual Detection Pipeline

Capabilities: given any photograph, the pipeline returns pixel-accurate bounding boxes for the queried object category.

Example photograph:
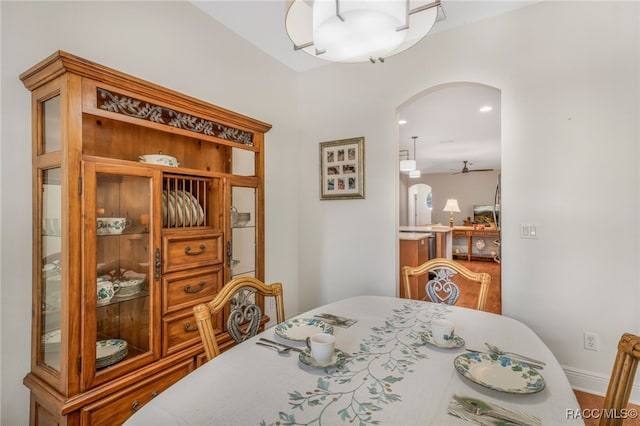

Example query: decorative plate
[421,330,465,349]
[299,349,348,368]
[453,352,546,394]
[42,329,61,345]
[275,318,334,341]
[96,339,128,369]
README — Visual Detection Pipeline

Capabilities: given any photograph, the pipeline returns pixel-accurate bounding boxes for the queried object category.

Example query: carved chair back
[193,277,285,361]
[401,258,490,311]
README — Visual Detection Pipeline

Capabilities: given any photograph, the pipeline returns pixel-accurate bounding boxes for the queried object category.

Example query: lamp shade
[399,159,416,172]
[313,0,407,62]
[285,0,439,63]
[443,199,460,212]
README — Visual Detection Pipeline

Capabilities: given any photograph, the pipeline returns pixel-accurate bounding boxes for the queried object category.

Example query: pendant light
[409,136,421,178]
[400,136,419,172]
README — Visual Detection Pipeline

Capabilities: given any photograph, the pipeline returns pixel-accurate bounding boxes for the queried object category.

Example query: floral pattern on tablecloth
[260,301,450,426]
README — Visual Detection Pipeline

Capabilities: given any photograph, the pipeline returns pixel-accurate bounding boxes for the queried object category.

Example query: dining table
[124,295,584,425]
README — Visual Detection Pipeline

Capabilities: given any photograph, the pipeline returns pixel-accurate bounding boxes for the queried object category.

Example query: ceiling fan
[453,160,494,175]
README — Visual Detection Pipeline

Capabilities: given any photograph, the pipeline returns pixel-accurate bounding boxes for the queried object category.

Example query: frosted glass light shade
[400,159,416,171]
[313,0,406,62]
[409,170,421,178]
[286,0,439,63]
[443,199,460,212]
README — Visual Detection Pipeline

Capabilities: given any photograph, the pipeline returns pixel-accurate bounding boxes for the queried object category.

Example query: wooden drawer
[80,358,194,426]
[163,266,223,315]
[162,229,223,274]
[162,309,211,356]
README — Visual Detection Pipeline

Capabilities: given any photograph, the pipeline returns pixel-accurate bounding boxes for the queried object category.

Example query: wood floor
[449,259,502,314]
[451,260,640,424]
[574,390,640,425]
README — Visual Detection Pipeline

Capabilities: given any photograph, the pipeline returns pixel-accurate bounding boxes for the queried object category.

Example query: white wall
[1,2,300,424]
[296,0,639,399]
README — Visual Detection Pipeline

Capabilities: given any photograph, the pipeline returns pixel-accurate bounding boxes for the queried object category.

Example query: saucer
[299,349,348,368]
[421,330,465,349]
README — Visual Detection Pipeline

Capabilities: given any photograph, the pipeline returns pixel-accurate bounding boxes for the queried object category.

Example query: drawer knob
[132,400,139,412]
[151,390,159,398]
[184,281,206,294]
[184,322,198,332]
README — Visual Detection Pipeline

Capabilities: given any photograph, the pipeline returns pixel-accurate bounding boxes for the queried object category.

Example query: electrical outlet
[584,332,600,351]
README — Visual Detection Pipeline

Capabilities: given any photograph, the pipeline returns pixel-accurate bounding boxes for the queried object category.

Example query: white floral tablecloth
[125,296,583,425]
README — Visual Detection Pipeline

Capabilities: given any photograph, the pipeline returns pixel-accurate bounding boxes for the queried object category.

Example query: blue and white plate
[299,349,347,368]
[275,318,334,341]
[454,352,546,394]
[96,339,128,369]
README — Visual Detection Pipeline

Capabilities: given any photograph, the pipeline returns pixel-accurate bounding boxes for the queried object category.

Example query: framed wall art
[319,137,365,200]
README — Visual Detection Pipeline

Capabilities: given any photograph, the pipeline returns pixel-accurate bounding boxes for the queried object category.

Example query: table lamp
[443,199,460,227]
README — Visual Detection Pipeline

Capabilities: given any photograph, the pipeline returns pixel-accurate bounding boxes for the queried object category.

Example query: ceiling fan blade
[468,168,494,172]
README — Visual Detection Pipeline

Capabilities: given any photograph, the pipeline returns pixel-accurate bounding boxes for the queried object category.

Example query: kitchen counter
[399,225,452,233]
[399,226,452,260]
[399,232,433,241]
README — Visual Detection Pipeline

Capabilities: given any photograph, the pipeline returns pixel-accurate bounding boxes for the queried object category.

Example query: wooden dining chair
[401,258,491,311]
[193,276,285,361]
[600,333,640,426]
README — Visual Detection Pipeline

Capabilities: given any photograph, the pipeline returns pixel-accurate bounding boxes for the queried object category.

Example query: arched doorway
[397,82,502,314]
[407,183,432,226]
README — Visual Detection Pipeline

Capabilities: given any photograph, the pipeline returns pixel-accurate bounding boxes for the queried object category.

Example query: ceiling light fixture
[479,105,493,112]
[285,0,441,64]
[398,119,407,125]
[400,135,418,172]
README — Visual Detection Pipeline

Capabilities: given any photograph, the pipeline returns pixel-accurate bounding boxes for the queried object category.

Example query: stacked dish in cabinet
[162,190,205,228]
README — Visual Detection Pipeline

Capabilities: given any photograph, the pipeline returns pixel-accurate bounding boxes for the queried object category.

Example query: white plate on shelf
[453,352,546,394]
[42,329,61,345]
[187,191,204,225]
[186,191,205,225]
[162,192,175,227]
[274,318,334,341]
[167,192,183,226]
[178,191,197,226]
[96,339,128,369]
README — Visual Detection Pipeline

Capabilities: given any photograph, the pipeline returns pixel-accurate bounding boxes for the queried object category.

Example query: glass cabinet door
[40,168,62,372]
[84,162,160,387]
[230,185,257,278]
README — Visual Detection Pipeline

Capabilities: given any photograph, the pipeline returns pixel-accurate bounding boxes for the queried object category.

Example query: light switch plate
[520,224,538,239]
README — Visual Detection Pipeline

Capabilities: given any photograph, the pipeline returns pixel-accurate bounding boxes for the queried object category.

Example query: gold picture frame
[319,137,365,200]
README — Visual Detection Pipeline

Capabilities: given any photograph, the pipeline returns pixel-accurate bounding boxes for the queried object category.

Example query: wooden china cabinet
[20,51,271,425]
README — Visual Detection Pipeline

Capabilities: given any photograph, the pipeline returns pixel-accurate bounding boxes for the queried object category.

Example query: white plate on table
[299,349,348,368]
[422,330,465,349]
[274,318,334,341]
[453,352,546,394]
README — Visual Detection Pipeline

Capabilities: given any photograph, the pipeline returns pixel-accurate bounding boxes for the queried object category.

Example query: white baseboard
[564,365,640,405]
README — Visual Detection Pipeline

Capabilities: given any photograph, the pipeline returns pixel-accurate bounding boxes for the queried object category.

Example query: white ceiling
[191,1,537,174]
[398,83,501,175]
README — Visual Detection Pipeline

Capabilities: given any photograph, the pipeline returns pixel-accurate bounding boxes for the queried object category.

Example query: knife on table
[258,338,303,352]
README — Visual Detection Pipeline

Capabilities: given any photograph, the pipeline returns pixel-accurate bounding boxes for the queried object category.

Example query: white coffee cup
[430,319,455,345]
[307,333,335,364]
